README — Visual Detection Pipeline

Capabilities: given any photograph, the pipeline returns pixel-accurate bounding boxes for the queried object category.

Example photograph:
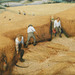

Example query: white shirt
[15,36,24,46]
[54,20,61,28]
[27,26,36,33]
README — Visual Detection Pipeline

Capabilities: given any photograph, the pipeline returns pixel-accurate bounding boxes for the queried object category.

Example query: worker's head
[17,35,22,41]
[28,24,33,27]
[57,17,60,22]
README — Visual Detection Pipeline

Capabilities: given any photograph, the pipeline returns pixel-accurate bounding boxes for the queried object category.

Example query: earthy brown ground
[0,3,75,75]
[12,34,75,75]
[0,10,51,75]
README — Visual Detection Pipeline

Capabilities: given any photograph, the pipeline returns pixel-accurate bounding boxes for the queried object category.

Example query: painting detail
[0,0,75,75]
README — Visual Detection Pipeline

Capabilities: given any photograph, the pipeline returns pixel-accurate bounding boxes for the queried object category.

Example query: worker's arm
[32,27,38,35]
[35,31,38,35]
[15,39,19,54]
[21,36,24,47]
[16,44,19,54]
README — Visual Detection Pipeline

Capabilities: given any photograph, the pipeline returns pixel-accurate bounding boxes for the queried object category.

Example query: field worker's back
[15,36,24,45]
[54,20,61,28]
[27,26,36,33]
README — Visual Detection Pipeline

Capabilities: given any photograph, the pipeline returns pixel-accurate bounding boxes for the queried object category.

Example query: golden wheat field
[0,3,75,75]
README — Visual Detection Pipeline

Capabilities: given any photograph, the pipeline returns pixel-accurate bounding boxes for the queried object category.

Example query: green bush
[4,5,10,7]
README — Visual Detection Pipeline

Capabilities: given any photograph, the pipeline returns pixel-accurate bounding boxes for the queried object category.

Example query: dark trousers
[16,43,24,59]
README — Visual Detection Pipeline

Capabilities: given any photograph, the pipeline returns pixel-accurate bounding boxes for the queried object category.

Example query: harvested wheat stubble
[47,43,69,51]
[24,42,69,62]
[59,51,75,57]
[0,3,75,75]
[0,11,51,75]
[37,62,70,75]
[58,64,75,75]
[12,40,71,75]
[49,55,75,63]
[48,62,70,75]
[55,7,75,36]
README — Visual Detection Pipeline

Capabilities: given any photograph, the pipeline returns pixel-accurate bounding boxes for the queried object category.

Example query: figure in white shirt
[15,35,25,62]
[54,17,62,37]
[26,24,38,48]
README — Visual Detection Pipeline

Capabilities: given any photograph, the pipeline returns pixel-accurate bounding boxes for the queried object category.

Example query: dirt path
[12,34,75,75]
